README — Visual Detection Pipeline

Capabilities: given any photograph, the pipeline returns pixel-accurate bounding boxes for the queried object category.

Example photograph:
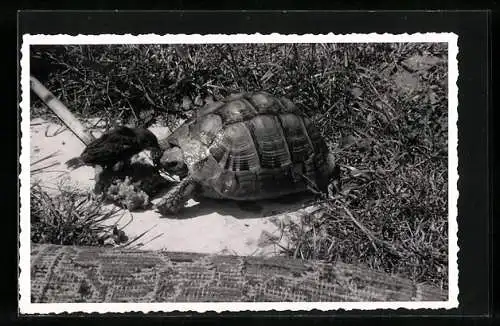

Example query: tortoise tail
[65,157,85,170]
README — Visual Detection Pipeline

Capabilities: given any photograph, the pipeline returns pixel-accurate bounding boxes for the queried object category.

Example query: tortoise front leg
[155,176,198,215]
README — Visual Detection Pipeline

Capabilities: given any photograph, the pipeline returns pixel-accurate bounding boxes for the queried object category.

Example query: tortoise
[153,92,339,215]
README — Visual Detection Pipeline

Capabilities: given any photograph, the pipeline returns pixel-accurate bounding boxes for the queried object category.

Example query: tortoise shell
[159,92,334,200]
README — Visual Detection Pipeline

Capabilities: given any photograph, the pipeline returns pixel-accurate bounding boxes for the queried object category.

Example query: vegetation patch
[31,43,449,289]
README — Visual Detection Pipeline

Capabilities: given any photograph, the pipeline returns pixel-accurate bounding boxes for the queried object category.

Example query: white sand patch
[31,118,95,194]
[30,118,315,256]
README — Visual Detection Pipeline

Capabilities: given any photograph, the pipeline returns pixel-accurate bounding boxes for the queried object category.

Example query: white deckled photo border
[19,33,459,314]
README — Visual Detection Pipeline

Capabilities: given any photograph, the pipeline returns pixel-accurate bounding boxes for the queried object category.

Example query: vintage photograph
[19,33,458,313]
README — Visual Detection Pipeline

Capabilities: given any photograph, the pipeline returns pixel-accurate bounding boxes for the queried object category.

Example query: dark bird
[66,126,161,171]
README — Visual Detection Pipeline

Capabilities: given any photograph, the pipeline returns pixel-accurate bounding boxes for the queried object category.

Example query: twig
[135,77,158,107]
[31,151,60,167]
[323,98,343,116]
[30,163,62,174]
[121,224,159,249]
[44,124,66,138]
[340,205,378,251]
[30,170,68,175]
[126,232,165,249]
[44,52,85,77]
[361,77,400,131]
[124,98,139,123]
[341,205,402,258]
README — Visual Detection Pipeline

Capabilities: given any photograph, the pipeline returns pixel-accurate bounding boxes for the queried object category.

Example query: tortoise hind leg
[155,176,198,215]
[327,164,341,198]
[322,153,341,198]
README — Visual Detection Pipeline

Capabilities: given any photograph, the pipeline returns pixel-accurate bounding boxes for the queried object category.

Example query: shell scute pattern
[190,114,223,146]
[209,122,260,172]
[218,99,258,125]
[196,100,225,118]
[278,113,315,163]
[246,114,292,169]
[159,92,334,202]
[247,92,286,115]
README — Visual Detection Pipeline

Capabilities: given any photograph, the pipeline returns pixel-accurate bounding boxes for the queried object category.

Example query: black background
[4,7,495,326]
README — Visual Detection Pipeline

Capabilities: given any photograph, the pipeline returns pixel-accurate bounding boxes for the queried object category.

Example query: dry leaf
[341,135,357,147]
[181,96,192,111]
[429,91,439,104]
[351,87,363,99]
[194,94,204,106]
[367,112,374,123]
[402,54,443,72]
[393,70,419,94]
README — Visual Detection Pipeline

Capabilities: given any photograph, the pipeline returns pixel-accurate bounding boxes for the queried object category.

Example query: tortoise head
[157,146,189,179]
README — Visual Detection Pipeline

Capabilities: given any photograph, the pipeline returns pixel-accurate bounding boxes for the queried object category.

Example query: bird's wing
[85,132,111,148]
[80,128,140,163]
[83,128,136,151]
[113,126,138,138]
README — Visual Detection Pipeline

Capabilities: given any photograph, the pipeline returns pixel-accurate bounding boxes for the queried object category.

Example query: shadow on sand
[152,190,318,220]
[100,161,321,219]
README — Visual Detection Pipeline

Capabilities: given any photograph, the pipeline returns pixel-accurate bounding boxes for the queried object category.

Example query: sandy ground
[29,118,319,257]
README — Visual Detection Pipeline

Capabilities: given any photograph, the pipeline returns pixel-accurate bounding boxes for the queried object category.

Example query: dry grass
[30,157,151,248]
[31,42,449,288]
[31,183,123,246]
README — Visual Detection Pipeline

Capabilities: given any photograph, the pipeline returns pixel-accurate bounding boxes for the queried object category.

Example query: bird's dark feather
[65,157,85,169]
[67,126,159,170]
